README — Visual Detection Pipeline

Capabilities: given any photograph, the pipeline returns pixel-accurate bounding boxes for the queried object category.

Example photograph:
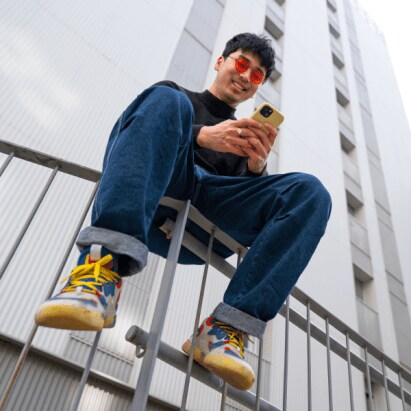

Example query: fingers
[236,118,263,129]
[236,118,277,142]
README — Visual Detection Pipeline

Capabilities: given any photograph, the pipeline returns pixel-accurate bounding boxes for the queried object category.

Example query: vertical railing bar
[180,229,215,411]
[0,166,59,281]
[0,151,14,178]
[307,301,312,411]
[255,338,263,411]
[130,200,191,411]
[69,331,102,411]
[398,371,406,411]
[345,332,355,411]
[38,182,100,304]
[219,249,243,411]
[282,296,290,411]
[325,317,333,411]
[0,181,99,411]
[220,384,228,411]
[364,346,374,411]
[381,359,391,411]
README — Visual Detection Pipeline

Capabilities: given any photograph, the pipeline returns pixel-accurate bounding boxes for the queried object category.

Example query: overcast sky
[356,0,411,129]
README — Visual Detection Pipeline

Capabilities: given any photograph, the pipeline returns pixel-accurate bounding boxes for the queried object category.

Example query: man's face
[209,49,266,108]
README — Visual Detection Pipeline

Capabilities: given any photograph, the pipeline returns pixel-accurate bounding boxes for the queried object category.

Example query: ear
[214,55,224,71]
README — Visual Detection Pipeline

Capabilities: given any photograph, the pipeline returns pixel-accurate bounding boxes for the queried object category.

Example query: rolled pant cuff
[76,226,148,276]
[212,302,266,338]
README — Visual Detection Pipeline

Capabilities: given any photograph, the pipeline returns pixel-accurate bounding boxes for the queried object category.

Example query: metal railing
[1,138,411,411]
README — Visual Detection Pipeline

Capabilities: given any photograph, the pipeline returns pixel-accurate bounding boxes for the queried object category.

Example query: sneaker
[35,244,122,331]
[182,316,255,391]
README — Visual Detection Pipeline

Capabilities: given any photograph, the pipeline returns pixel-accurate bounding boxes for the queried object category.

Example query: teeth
[233,81,246,91]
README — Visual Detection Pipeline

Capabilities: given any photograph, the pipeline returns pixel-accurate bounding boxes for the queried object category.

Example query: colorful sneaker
[182,316,255,391]
[35,244,122,331]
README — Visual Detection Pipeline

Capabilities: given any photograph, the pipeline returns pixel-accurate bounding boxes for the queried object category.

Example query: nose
[238,69,251,83]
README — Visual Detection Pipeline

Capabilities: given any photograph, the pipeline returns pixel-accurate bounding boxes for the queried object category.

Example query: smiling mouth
[232,80,247,92]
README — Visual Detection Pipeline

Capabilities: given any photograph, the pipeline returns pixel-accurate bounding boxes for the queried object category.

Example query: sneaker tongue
[89,244,103,262]
[80,244,118,271]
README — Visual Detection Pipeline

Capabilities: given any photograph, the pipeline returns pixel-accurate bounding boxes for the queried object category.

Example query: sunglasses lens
[251,70,264,84]
[235,58,248,73]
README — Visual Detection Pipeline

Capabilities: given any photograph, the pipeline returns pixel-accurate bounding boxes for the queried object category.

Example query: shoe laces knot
[214,321,248,358]
[60,254,120,295]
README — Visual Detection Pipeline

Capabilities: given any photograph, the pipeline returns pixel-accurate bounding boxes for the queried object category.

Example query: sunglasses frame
[228,56,265,84]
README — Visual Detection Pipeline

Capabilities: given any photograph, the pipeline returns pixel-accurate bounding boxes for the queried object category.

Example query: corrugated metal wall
[0,339,175,411]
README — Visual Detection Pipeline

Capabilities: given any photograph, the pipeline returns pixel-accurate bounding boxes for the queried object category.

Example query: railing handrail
[1,138,411,403]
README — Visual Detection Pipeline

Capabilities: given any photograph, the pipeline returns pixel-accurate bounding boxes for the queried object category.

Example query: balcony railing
[1,139,411,411]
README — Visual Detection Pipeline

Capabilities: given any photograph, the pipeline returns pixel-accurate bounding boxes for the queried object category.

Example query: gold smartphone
[251,103,284,132]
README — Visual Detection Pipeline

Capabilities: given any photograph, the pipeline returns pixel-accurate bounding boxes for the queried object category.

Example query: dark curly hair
[222,33,275,81]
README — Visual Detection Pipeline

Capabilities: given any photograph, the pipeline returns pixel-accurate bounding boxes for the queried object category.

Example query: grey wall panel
[368,158,390,211]
[361,111,380,158]
[166,30,212,91]
[185,0,224,51]
[166,0,224,91]
[390,294,411,368]
[378,220,403,281]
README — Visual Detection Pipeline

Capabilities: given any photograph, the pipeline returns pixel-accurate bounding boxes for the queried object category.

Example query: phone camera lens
[260,105,273,118]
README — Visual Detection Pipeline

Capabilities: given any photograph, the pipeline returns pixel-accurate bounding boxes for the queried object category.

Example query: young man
[35,33,332,391]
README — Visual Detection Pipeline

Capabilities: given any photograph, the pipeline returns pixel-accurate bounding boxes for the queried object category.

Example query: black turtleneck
[154,80,266,177]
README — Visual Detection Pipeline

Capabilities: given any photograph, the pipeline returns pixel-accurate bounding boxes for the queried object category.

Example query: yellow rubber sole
[182,339,206,366]
[35,305,109,331]
[204,353,255,391]
[182,340,254,391]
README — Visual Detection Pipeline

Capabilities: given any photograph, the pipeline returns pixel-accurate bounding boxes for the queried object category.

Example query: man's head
[209,33,276,108]
[222,33,275,80]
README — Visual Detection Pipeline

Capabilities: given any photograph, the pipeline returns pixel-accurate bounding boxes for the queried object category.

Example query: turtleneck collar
[198,89,236,119]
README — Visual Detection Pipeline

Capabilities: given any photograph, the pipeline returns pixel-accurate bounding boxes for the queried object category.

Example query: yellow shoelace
[60,254,120,295]
[214,320,246,358]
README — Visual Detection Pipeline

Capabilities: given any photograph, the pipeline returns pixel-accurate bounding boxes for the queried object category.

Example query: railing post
[345,332,355,411]
[130,201,190,411]
[255,338,264,411]
[180,229,215,410]
[398,371,407,411]
[325,317,333,411]
[220,249,242,411]
[69,331,102,411]
[307,301,312,411]
[364,346,374,411]
[381,359,391,411]
[282,297,290,411]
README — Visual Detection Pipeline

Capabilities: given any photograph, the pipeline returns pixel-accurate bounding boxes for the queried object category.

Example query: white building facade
[0,0,410,410]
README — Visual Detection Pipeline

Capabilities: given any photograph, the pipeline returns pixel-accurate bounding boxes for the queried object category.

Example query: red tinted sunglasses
[228,56,265,84]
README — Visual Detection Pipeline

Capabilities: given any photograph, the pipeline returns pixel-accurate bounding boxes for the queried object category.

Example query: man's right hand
[196,118,265,157]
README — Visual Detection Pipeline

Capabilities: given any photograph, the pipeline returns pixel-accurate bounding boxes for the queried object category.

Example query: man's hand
[197,119,278,174]
[197,118,260,156]
[243,122,277,174]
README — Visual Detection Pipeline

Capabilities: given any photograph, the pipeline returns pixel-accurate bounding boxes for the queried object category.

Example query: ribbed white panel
[0,0,194,169]
[0,168,94,341]
[0,159,50,265]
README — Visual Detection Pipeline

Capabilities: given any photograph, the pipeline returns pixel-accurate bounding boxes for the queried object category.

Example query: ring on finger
[237,128,243,136]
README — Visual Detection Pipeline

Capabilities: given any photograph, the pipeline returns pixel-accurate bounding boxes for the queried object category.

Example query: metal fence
[0,138,411,411]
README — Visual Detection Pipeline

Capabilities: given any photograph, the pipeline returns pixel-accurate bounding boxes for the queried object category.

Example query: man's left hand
[241,122,278,174]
